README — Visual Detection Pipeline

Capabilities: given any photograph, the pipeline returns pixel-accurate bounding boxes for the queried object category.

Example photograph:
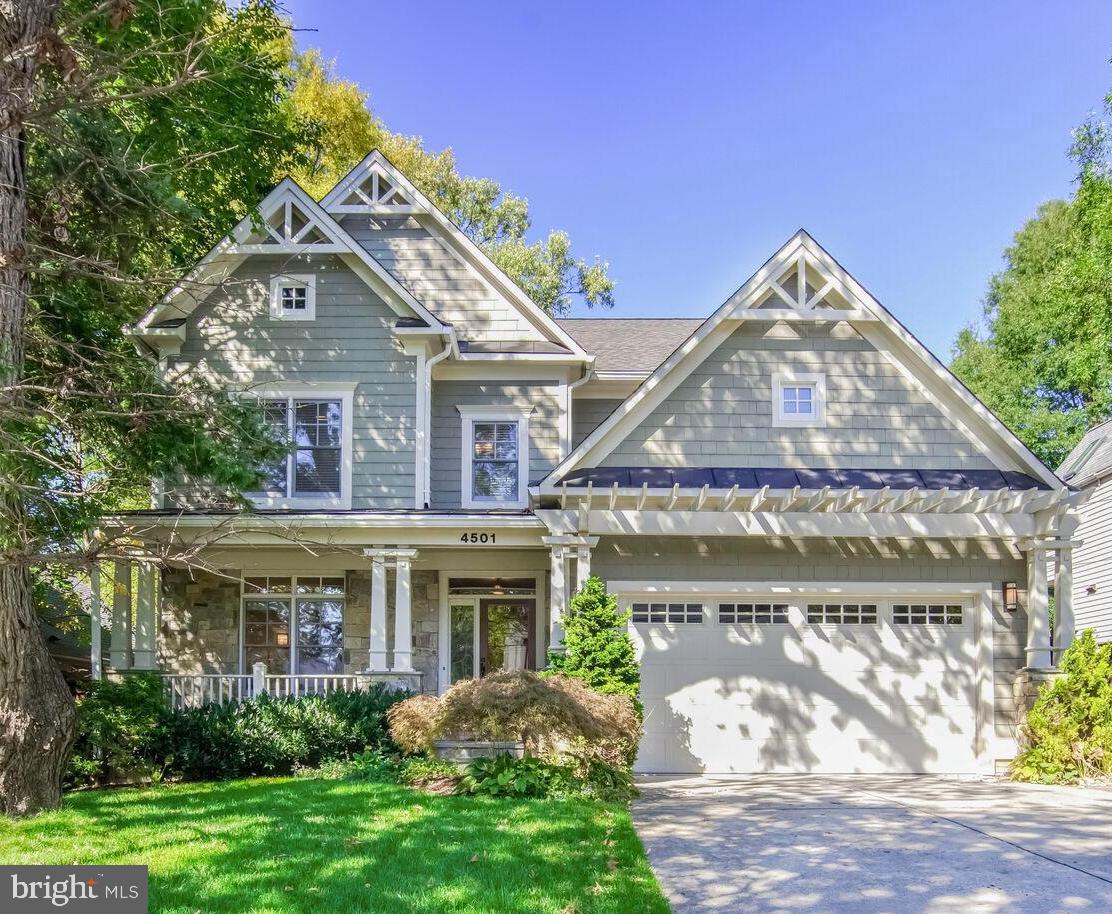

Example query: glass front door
[449,598,536,683]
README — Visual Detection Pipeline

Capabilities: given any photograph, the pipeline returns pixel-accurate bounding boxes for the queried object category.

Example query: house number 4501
[460,532,496,544]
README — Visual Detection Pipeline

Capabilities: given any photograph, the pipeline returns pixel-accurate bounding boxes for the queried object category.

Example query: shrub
[387,669,641,766]
[456,754,578,799]
[170,684,406,780]
[398,754,458,788]
[547,576,640,707]
[1012,630,1112,784]
[66,673,173,787]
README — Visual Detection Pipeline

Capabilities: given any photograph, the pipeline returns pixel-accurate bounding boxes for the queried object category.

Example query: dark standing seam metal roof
[555,466,1050,490]
[556,318,705,372]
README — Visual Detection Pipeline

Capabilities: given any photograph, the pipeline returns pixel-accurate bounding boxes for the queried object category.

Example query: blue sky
[285,0,1112,358]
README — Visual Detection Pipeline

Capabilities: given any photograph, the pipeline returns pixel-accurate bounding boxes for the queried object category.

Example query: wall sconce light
[1087,583,1098,596]
[1003,582,1019,613]
[276,632,289,647]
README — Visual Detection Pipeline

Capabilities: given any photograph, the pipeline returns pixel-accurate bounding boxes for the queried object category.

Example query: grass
[0,777,670,914]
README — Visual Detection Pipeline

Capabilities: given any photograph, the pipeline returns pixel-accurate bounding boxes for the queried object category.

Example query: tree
[287,50,614,316]
[951,101,1112,469]
[546,577,640,705]
[1,0,303,815]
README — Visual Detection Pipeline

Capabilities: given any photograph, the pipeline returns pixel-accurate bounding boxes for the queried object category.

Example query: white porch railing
[162,663,380,710]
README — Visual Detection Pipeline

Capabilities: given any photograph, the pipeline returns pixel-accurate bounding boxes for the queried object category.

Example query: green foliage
[546,577,641,707]
[65,683,406,787]
[341,748,403,783]
[170,686,406,781]
[456,753,636,802]
[67,674,173,787]
[288,50,613,316]
[397,754,459,788]
[951,97,1112,468]
[1012,631,1112,784]
[456,754,579,799]
[15,0,307,559]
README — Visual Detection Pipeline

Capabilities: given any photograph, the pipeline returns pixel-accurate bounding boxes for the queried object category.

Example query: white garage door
[626,586,988,774]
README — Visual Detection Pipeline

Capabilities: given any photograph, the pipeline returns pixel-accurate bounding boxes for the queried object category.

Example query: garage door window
[892,603,963,625]
[807,603,878,624]
[718,602,789,624]
[631,602,703,623]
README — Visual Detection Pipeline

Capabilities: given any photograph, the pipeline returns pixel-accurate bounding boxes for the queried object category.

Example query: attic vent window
[270,274,316,321]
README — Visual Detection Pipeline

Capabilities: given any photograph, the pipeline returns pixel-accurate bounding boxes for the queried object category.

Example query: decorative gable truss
[540,230,1064,496]
[326,163,421,215]
[229,182,348,255]
[130,178,442,347]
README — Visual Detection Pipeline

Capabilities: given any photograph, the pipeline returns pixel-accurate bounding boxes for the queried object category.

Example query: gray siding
[572,397,623,450]
[430,380,562,508]
[171,255,416,509]
[600,322,1004,470]
[339,216,542,342]
[1070,479,1112,642]
[590,535,1028,740]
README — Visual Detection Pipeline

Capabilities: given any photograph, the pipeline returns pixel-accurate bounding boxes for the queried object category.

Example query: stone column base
[365,670,422,693]
[1013,667,1063,716]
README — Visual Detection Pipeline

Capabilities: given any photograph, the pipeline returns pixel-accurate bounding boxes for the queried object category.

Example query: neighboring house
[1057,422,1112,642]
[103,150,1077,775]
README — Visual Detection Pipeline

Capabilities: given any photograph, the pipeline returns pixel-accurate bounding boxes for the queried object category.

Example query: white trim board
[135,177,443,337]
[540,231,1063,492]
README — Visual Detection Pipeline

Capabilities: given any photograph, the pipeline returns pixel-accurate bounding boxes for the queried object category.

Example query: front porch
[95,514,598,706]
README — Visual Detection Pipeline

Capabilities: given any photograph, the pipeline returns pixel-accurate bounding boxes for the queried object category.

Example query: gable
[598,320,1003,471]
[546,231,1062,490]
[321,152,587,355]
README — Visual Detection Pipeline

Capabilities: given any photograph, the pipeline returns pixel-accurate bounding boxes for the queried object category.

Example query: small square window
[773,373,825,427]
[270,274,316,320]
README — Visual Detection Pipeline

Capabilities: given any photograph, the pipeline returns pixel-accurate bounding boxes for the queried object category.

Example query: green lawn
[0,777,669,914]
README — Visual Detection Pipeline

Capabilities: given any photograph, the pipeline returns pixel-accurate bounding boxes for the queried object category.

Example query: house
[101,150,1077,775]
[1056,422,1112,642]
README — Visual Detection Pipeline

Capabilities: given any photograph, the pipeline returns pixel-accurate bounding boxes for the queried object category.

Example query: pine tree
[547,577,640,704]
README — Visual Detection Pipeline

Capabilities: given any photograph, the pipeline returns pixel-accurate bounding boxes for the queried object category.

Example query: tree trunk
[0,0,76,816]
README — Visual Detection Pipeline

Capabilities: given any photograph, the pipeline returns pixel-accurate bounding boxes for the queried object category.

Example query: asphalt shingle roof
[556,318,704,372]
[1058,420,1112,487]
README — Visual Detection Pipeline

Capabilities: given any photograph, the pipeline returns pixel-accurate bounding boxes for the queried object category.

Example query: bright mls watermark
[0,867,147,912]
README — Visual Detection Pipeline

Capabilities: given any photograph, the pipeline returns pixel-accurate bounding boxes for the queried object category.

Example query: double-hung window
[773,372,826,427]
[242,575,345,674]
[459,408,531,509]
[250,386,354,509]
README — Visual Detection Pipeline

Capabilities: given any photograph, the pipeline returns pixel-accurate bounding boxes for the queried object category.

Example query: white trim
[320,151,588,357]
[607,580,992,597]
[269,273,316,321]
[541,230,1063,492]
[136,178,443,336]
[242,384,355,510]
[460,411,531,510]
[772,370,825,427]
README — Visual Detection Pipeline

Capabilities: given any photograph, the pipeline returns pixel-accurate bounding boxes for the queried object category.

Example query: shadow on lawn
[60,778,666,914]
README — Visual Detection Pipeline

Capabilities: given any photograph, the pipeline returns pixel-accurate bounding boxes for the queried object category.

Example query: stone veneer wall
[160,567,440,693]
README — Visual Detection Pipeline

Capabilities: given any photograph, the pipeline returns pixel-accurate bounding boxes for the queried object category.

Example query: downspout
[563,360,595,461]
[420,331,455,509]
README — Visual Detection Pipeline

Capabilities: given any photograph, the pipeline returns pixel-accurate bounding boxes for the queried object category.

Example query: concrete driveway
[632,775,1112,914]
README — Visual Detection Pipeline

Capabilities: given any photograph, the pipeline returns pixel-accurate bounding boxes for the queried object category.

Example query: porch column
[1025,541,1052,668]
[89,564,103,681]
[548,545,568,652]
[392,549,418,672]
[110,560,132,671]
[575,544,591,594]
[367,551,388,671]
[1053,546,1075,666]
[132,563,158,670]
